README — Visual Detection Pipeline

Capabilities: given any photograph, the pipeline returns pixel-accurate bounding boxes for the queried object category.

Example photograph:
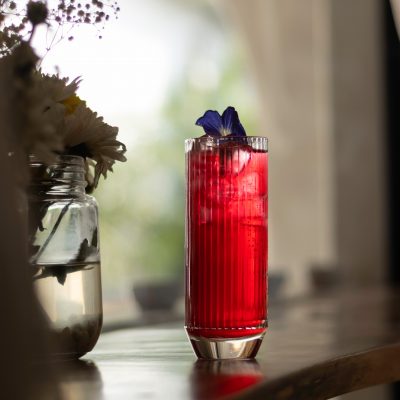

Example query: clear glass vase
[28,155,102,359]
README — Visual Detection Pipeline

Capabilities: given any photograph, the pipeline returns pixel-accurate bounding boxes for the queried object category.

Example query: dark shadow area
[384,1,400,398]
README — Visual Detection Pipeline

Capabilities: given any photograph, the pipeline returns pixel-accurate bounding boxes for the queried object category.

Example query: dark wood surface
[58,286,400,399]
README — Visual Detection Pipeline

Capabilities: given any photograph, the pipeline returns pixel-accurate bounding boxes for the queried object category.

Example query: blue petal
[222,106,246,136]
[221,106,237,132]
[195,110,222,136]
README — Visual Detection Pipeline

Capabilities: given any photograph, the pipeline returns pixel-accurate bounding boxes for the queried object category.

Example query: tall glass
[185,136,268,359]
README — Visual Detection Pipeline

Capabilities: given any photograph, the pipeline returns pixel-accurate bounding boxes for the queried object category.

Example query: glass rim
[185,135,268,141]
[185,136,268,151]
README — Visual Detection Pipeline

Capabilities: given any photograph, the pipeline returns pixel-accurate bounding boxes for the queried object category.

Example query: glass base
[187,331,265,360]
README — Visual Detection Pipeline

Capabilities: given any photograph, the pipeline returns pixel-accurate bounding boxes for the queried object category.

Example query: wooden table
[59,286,400,399]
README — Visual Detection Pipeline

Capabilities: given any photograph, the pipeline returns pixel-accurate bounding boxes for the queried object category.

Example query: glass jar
[28,155,102,359]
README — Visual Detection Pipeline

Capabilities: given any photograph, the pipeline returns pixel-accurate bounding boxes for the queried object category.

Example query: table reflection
[190,359,263,399]
[59,359,103,400]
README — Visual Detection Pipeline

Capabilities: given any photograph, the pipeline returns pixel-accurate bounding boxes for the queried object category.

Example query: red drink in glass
[185,136,268,359]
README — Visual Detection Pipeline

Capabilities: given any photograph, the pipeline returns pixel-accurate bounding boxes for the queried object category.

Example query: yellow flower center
[220,127,231,136]
[62,94,82,115]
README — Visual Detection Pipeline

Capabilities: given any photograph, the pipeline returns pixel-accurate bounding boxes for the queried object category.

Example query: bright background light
[34,0,228,147]
[32,0,260,322]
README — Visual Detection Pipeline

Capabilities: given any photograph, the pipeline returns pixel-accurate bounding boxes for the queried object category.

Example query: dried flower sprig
[0,0,120,57]
[49,0,120,37]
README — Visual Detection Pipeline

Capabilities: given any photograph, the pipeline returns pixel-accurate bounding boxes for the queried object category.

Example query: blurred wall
[329,0,387,284]
[219,0,387,294]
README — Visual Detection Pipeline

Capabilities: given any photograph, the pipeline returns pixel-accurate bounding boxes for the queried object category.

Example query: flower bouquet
[0,0,126,358]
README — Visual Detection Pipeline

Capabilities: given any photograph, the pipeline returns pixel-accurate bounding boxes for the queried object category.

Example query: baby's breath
[0,0,120,56]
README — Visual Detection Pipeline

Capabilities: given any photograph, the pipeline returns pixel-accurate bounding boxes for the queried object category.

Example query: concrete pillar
[218,0,387,293]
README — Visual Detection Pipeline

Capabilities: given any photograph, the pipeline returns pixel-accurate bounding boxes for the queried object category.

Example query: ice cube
[189,148,219,174]
[240,197,268,225]
[219,144,251,176]
[213,177,238,200]
[239,172,264,197]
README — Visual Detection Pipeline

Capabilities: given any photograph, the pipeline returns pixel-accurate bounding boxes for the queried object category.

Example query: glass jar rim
[28,154,87,195]
[29,154,85,167]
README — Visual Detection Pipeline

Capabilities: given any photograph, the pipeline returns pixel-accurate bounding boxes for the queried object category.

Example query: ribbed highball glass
[185,136,268,359]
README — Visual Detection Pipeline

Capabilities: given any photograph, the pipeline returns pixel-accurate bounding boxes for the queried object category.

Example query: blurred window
[38,0,260,324]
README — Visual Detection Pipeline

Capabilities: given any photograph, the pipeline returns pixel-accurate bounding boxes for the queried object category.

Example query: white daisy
[29,73,126,188]
[34,72,81,108]
[61,102,127,188]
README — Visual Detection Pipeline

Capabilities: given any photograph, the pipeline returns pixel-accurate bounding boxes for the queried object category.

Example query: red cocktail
[185,136,268,359]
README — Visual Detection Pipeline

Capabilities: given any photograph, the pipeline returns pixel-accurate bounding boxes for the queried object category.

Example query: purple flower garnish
[195,106,246,137]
